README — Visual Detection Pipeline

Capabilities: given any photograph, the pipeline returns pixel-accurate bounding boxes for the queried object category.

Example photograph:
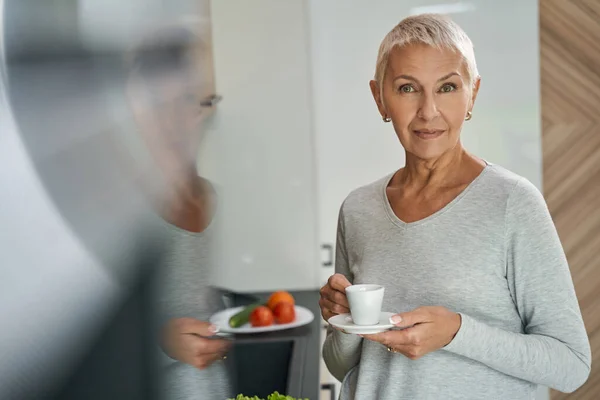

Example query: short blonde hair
[374,14,479,88]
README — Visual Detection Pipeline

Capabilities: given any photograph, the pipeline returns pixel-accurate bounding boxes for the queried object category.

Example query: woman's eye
[399,85,415,93]
[440,83,457,93]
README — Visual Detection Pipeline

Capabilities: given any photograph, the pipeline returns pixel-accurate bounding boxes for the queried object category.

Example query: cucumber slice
[228,303,262,328]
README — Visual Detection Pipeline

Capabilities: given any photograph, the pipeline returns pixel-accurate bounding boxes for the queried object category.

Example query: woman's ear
[469,76,481,110]
[369,80,387,119]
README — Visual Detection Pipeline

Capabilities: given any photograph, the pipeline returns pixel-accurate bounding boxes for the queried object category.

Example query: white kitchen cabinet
[205,0,321,293]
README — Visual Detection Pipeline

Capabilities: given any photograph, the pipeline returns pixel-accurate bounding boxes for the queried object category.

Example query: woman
[319,14,591,399]
[127,26,231,400]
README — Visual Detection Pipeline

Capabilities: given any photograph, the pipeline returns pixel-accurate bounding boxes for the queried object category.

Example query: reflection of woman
[319,14,591,399]
[127,27,230,400]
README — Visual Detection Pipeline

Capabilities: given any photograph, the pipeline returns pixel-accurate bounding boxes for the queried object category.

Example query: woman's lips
[412,129,445,140]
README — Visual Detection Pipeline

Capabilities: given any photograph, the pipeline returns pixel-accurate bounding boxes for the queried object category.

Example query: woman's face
[371,43,480,161]
[147,70,207,156]
[129,67,211,168]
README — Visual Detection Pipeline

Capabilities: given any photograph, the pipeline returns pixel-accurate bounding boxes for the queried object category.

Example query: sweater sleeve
[444,178,591,393]
[322,203,364,382]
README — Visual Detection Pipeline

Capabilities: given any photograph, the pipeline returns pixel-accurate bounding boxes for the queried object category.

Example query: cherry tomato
[273,302,296,324]
[249,306,274,327]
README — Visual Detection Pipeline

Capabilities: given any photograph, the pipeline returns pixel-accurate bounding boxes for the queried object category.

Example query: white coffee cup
[345,284,385,326]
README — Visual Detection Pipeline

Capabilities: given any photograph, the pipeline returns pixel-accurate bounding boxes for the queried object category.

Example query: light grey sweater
[156,219,231,400]
[323,164,591,400]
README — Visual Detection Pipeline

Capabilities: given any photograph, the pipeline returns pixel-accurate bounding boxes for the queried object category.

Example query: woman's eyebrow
[392,71,461,84]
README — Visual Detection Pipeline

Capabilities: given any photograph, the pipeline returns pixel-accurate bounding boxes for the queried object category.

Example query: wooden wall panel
[541,0,600,398]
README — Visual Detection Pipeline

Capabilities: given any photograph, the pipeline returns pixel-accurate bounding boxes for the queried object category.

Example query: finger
[328,273,352,292]
[362,329,412,347]
[193,350,227,370]
[195,338,232,368]
[321,285,350,309]
[197,337,231,355]
[187,336,230,360]
[390,307,432,328]
[319,297,350,315]
[321,309,336,323]
[329,289,350,309]
[387,344,422,360]
[179,318,219,337]
[361,331,395,347]
[321,308,338,324]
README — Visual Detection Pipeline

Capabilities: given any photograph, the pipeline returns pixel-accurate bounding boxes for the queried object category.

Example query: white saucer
[328,312,395,335]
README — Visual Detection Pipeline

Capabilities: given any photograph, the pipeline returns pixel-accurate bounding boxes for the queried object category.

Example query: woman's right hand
[161,318,231,370]
[319,273,352,322]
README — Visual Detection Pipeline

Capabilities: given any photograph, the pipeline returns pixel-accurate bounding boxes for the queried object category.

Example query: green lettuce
[229,392,308,400]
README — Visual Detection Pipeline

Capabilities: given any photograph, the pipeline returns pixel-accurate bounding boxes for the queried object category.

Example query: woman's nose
[417,93,440,121]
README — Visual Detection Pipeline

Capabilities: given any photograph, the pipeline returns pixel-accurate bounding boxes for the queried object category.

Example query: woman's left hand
[361,306,462,360]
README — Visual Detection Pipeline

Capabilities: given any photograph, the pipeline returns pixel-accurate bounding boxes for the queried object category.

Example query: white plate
[210,305,314,334]
[328,312,395,335]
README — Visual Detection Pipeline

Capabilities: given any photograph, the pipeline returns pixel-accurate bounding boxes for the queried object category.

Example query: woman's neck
[399,145,480,193]
[158,165,216,232]
[164,166,213,206]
